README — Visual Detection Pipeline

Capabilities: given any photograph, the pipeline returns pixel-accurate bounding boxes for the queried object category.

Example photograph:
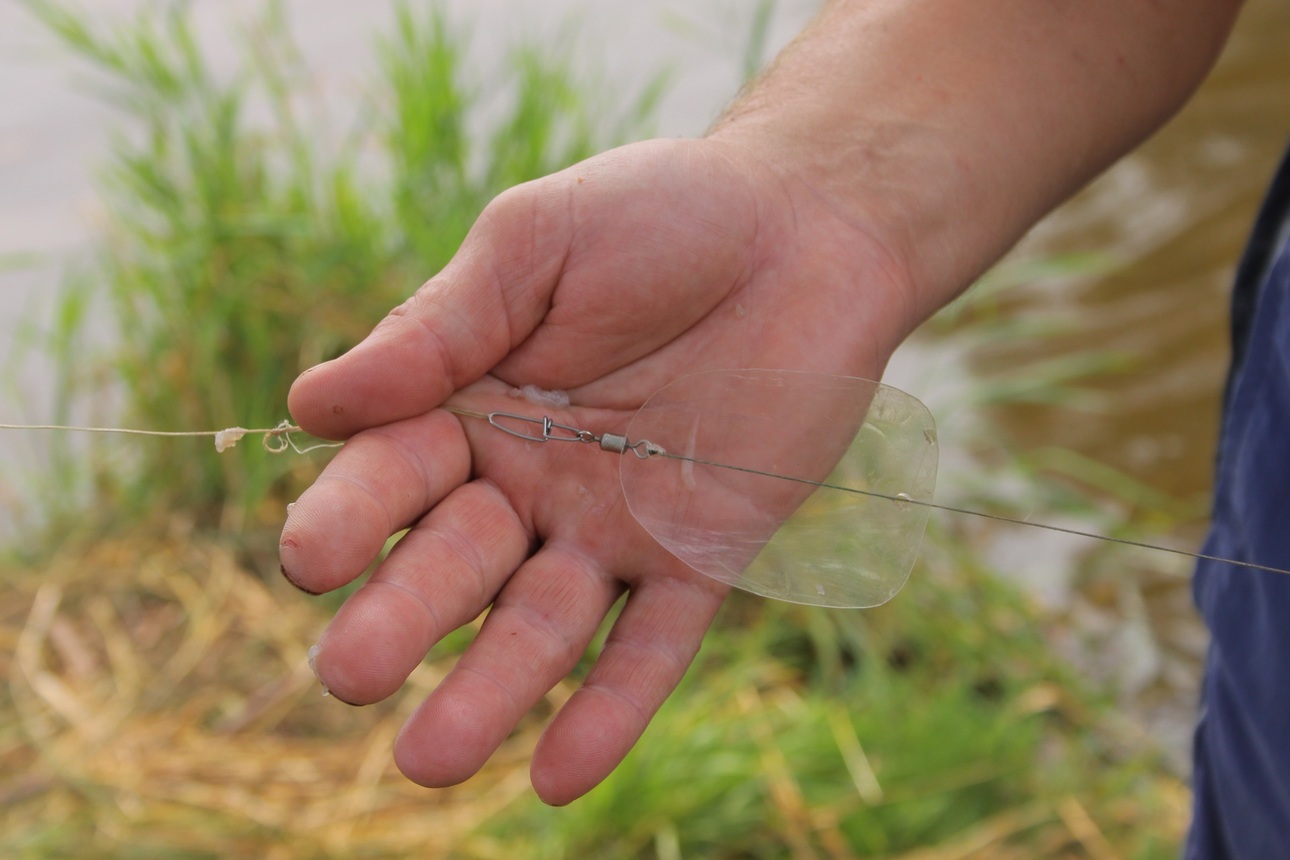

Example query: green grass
[0,525,1188,859]
[407,537,1185,858]
[22,0,658,534]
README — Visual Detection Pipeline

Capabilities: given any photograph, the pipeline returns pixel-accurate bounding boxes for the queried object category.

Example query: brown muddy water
[982,0,1290,502]
[916,0,1290,771]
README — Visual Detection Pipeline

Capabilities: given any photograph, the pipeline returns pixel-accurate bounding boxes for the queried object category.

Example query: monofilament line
[0,421,341,454]
[657,450,1290,577]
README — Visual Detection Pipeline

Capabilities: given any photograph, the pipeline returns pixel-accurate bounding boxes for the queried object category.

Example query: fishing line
[0,420,341,454]
[652,449,1290,577]
[5,384,1286,585]
[442,391,1290,584]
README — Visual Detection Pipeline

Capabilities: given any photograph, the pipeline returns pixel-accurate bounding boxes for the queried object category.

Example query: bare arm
[711,0,1243,325]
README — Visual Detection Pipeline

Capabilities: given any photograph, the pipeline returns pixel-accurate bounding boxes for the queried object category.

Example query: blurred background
[1,0,1288,856]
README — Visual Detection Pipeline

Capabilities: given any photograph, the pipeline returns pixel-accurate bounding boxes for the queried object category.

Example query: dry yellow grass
[0,528,557,857]
[0,523,1195,858]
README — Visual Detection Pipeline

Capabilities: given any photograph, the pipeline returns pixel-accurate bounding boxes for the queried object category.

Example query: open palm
[281,137,915,805]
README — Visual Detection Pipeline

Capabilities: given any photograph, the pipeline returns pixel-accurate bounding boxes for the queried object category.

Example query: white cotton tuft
[214,427,248,453]
[508,384,571,409]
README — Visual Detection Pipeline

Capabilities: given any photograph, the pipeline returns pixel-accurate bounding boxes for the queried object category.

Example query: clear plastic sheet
[620,369,938,608]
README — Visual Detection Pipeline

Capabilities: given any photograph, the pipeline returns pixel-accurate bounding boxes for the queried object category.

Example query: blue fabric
[1185,151,1290,858]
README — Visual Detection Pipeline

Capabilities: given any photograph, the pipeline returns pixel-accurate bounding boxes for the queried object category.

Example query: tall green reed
[24,0,658,532]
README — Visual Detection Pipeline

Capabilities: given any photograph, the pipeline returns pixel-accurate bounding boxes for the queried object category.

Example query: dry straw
[0,531,555,856]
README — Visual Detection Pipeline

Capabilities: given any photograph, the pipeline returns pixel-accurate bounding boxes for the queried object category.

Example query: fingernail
[306,642,362,706]
[307,644,331,698]
[280,563,321,596]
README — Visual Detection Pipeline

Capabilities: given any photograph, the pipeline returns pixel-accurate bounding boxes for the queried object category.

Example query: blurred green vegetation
[0,529,1188,858]
[2,1,1191,857]
[483,557,1186,859]
[23,0,660,533]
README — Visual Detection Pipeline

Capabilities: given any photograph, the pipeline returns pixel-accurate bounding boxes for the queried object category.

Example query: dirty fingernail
[280,563,321,596]
[307,643,331,698]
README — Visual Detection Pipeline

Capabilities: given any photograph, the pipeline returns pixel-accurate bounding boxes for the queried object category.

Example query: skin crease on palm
[279,140,911,806]
[279,0,1243,807]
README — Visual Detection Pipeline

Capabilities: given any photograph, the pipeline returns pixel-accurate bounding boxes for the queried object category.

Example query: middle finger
[309,477,533,704]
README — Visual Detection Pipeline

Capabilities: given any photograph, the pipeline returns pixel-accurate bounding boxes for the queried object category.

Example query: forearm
[709,0,1243,325]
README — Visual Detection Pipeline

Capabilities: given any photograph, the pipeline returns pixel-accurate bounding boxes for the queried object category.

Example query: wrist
[707,0,1242,324]
[707,108,954,331]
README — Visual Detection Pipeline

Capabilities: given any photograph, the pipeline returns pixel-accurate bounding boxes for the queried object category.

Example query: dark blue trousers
[1186,147,1290,858]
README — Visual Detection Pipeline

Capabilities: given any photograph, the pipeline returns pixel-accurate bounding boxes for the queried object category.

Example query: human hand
[280,136,918,805]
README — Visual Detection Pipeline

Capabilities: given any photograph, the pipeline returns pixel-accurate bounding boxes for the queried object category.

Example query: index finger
[279,409,471,594]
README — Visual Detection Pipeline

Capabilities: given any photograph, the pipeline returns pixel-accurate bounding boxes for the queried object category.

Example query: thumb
[288,179,572,439]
